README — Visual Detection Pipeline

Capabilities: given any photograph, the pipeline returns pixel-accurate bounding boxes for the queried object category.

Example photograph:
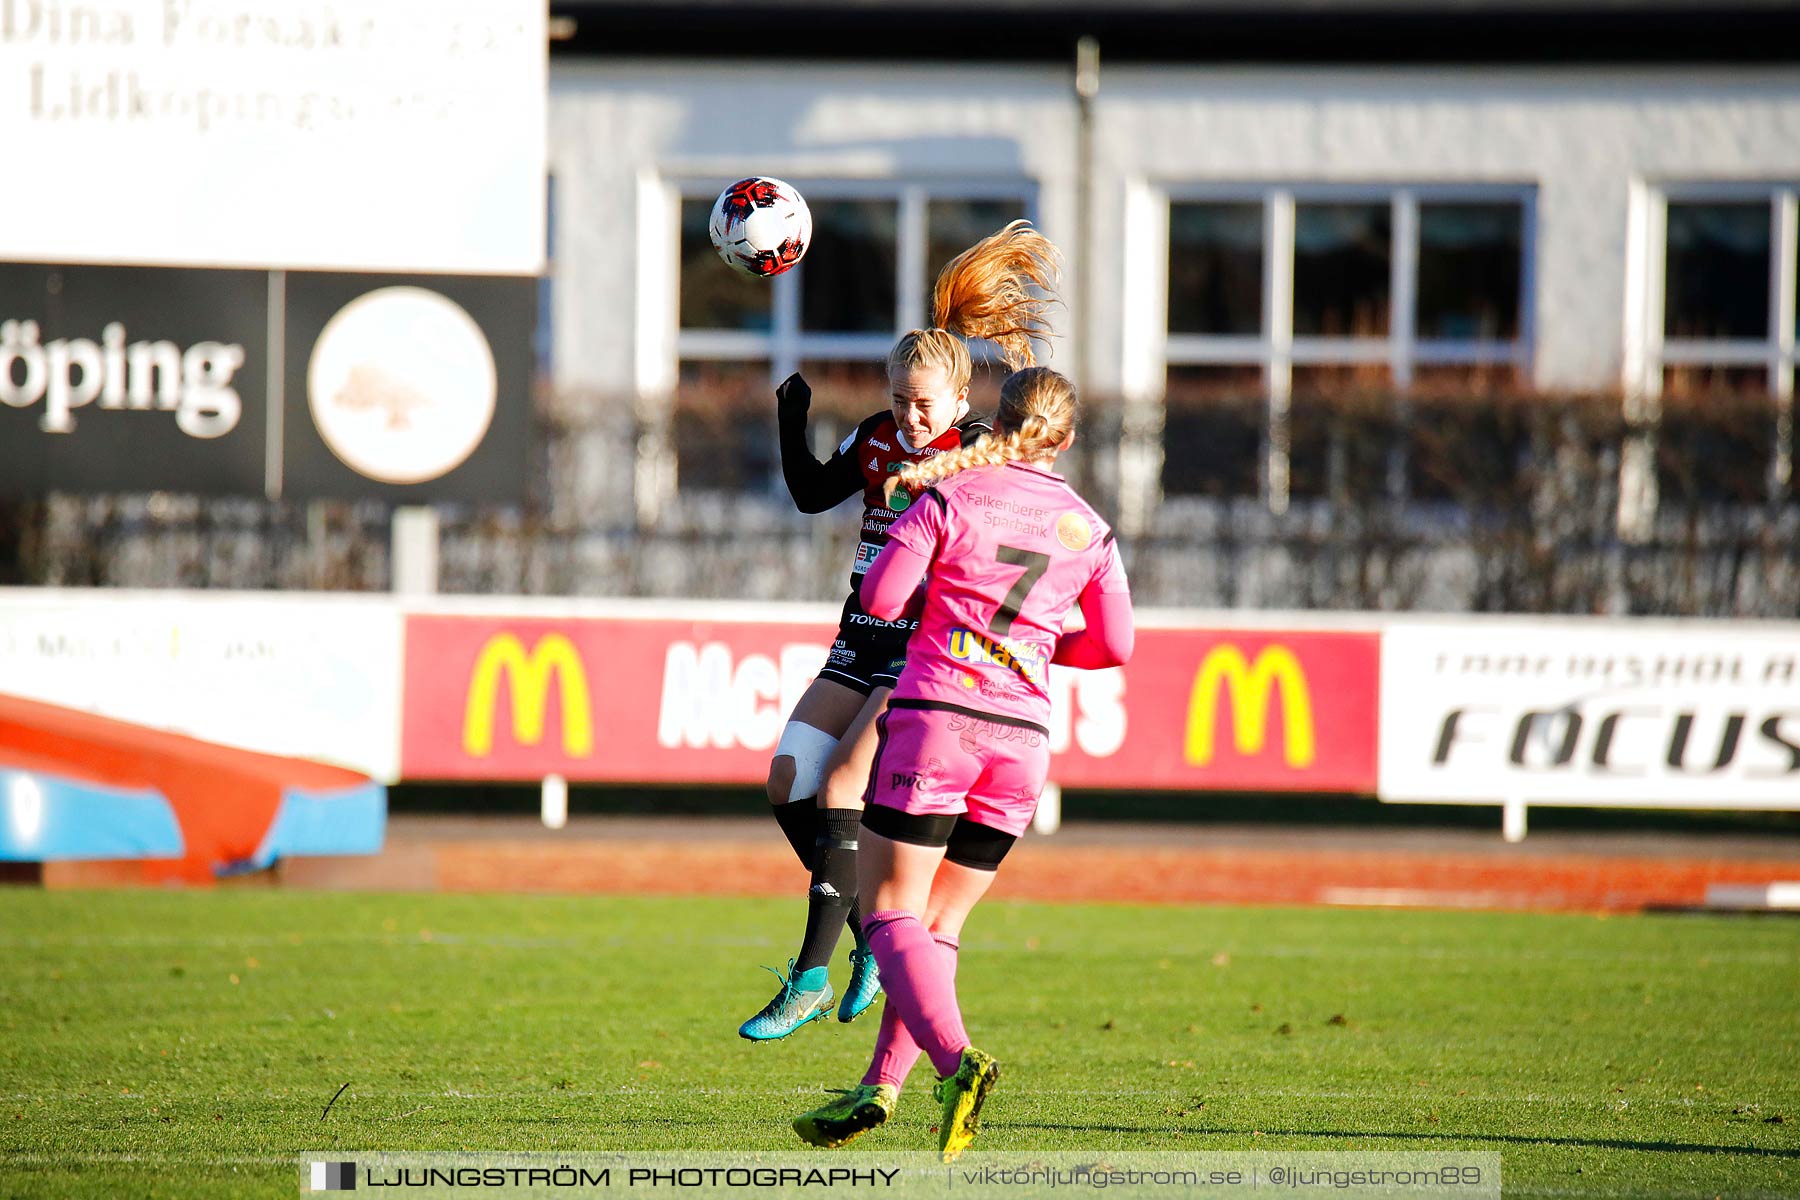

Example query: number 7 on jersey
[988,544,1051,636]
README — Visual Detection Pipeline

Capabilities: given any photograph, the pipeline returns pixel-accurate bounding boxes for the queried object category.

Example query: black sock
[795,809,861,973]
[772,799,820,871]
[845,897,867,951]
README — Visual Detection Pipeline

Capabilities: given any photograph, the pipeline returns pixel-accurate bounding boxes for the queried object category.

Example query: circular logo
[307,287,496,484]
[889,488,912,513]
[1056,512,1094,551]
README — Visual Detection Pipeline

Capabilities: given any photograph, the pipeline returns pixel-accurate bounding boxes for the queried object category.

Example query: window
[1162,186,1535,508]
[1417,203,1524,341]
[1657,367,1774,505]
[1293,202,1391,338]
[1641,185,1800,506]
[679,197,772,333]
[800,199,899,334]
[671,361,776,495]
[675,182,1033,494]
[1664,202,1770,341]
[1161,366,1262,498]
[1167,203,1261,336]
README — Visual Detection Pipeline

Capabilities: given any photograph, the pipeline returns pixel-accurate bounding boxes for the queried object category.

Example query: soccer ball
[708,177,812,279]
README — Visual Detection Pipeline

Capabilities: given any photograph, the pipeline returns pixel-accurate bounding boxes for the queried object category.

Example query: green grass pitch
[2,890,1796,1198]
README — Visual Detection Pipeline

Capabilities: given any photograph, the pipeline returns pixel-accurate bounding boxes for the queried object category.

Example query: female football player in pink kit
[742,222,1062,1043]
[790,366,1133,1159]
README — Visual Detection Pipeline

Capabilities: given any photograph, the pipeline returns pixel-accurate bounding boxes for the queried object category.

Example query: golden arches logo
[462,632,594,758]
[1184,644,1316,768]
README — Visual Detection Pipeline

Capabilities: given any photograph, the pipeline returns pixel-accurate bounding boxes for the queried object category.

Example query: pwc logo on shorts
[889,756,945,792]
[307,287,497,484]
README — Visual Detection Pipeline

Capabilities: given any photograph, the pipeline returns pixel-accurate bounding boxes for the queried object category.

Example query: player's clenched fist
[775,372,811,418]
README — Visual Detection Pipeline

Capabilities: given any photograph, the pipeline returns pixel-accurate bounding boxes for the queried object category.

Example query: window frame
[673,178,1040,381]
[1619,182,1800,519]
[1162,182,1538,375]
[1639,182,1799,399]
[1155,182,1539,510]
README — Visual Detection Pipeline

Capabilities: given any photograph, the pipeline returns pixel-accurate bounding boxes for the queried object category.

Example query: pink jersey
[866,460,1130,729]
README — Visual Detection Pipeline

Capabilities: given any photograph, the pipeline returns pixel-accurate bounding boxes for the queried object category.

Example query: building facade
[16,2,1800,613]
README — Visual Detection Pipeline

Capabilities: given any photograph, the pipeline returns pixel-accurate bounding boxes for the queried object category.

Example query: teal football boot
[738,959,835,1041]
[837,944,882,1023]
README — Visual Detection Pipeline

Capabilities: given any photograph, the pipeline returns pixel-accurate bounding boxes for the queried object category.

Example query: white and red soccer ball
[708,176,812,279]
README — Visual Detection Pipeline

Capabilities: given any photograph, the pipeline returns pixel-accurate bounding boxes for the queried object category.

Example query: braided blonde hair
[887,219,1061,391]
[884,367,1077,505]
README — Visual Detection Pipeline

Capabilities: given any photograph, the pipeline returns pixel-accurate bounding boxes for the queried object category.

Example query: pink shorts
[863,701,1050,838]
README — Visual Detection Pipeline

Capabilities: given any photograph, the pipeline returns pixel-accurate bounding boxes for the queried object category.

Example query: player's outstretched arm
[776,372,863,514]
[859,541,931,621]
[1052,587,1134,669]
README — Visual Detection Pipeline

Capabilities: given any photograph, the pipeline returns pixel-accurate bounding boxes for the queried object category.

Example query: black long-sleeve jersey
[779,404,991,594]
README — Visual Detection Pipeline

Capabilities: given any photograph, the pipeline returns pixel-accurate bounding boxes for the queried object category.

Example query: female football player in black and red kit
[740,221,1060,1041]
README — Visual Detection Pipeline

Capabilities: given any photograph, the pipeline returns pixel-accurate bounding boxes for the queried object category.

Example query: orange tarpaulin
[0,692,383,884]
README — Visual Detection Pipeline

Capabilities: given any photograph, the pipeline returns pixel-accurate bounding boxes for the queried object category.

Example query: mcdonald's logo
[463,632,594,758]
[1185,644,1316,768]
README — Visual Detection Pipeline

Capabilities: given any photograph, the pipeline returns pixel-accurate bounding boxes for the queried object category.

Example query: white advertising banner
[0,0,545,274]
[0,590,402,780]
[1379,621,1800,808]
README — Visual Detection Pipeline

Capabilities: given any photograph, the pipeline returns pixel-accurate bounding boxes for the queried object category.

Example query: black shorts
[817,591,917,695]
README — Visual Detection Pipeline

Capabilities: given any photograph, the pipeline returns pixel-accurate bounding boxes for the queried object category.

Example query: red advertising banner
[401,615,1378,793]
[1084,628,1380,792]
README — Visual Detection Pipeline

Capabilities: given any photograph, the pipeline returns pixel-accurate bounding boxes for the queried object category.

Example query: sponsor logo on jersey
[844,606,915,630]
[970,493,1053,538]
[868,457,880,471]
[866,437,892,451]
[890,756,947,791]
[947,627,1050,687]
[969,494,1050,518]
[889,488,912,512]
[852,541,883,576]
[1056,512,1094,551]
[827,637,856,668]
[946,711,1046,753]
[972,675,1020,702]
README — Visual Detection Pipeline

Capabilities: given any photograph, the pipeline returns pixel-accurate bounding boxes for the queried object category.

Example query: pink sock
[861,911,968,1079]
[863,932,958,1090]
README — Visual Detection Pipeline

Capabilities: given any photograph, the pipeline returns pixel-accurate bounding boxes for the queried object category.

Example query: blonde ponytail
[888,220,1062,390]
[884,367,1078,506]
[931,219,1062,372]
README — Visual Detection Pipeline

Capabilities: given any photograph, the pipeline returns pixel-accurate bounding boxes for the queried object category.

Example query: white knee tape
[775,721,839,800]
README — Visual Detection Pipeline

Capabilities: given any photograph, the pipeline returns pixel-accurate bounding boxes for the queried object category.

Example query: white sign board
[0,0,545,275]
[1379,621,1800,808]
[0,590,403,781]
